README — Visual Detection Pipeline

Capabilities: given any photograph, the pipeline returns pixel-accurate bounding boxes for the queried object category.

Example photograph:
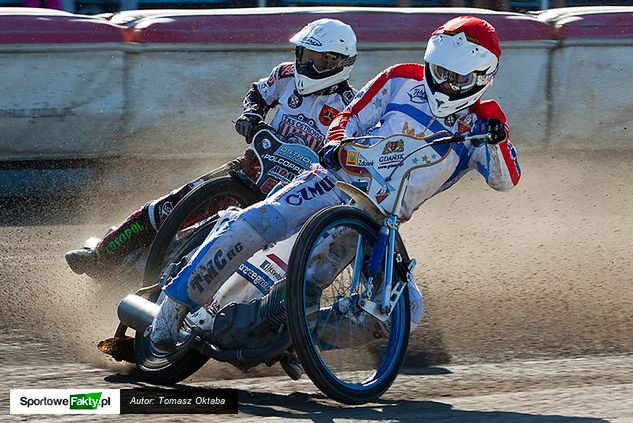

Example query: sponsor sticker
[346,150,358,165]
[268,165,291,182]
[104,222,144,254]
[457,113,474,134]
[266,73,276,87]
[342,89,355,105]
[382,139,404,155]
[407,84,426,104]
[319,104,339,126]
[345,150,374,167]
[236,262,275,294]
[284,176,336,206]
[260,177,279,194]
[190,242,244,294]
[288,91,303,109]
[375,186,389,203]
[158,201,173,220]
[278,113,325,151]
[300,36,322,47]
[279,63,294,77]
[10,389,120,415]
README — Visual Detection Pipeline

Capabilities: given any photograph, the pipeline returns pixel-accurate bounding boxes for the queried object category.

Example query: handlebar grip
[452,134,466,144]
[432,134,465,145]
[432,133,491,145]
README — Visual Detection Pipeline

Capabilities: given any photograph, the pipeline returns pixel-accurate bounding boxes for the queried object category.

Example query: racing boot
[279,350,303,381]
[65,206,155,277]
[313,299,391,351]
[149,296,190,352]
[65,246,102,277]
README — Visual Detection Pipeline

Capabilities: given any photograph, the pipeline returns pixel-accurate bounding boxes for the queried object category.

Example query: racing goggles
[429,63,481,93]
[295,46,356,77]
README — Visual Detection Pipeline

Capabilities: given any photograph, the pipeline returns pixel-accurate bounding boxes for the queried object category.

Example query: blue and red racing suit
[162,63,521,331]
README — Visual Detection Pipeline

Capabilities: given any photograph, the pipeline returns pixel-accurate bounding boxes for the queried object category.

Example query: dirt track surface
[1,150,632,421]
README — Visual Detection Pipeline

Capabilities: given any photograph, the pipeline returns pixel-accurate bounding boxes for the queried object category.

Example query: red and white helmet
[423,16,501,118]
[290,18,357,95]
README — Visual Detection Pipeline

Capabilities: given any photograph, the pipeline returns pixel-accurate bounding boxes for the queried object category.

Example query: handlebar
[340,132,492,146]
[430,133,492,145]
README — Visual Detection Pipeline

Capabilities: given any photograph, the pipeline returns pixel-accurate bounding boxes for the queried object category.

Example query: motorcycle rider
[64,18,358,278]
[149,16,521,352]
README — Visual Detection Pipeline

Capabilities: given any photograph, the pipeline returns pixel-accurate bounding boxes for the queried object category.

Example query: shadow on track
[238,391,607,423]
[102,373,606,423]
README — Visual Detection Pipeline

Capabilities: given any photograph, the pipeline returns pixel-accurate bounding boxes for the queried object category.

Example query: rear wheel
[135,176,258,384]
[134,225,214,384]
[286,206,410,404]
[143,176,259,289]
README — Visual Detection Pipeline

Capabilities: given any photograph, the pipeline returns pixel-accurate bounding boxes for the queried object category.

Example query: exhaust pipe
[117,295,159,333]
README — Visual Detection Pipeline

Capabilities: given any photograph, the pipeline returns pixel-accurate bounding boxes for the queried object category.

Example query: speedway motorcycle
[141,125,319,287]
[103,130,491,404]
[80,124,314,280]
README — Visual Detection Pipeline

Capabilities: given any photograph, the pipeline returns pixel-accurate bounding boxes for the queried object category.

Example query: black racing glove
[470,118,507,145]
[235,113,264,144]
[318,143,342,171]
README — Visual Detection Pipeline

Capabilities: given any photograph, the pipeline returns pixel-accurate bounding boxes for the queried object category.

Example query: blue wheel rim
[303,217,407,391]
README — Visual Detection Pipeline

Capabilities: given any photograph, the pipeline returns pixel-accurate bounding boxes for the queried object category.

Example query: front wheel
[286,206,410,404]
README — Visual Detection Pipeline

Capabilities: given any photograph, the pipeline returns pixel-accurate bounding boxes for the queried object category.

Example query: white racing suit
[162,63,521,344]
[88,62,355,267]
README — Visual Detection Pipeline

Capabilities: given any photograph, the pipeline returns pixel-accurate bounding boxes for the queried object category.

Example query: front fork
[357,215,415,322]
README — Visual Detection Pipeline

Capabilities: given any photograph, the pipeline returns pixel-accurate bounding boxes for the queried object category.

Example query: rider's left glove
[470,118,507,145]
[235,113,264,144]
[318,143,342,171]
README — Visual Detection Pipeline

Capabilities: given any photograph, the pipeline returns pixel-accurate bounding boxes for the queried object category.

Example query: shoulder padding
[470,99,507,123]
[277,62,295,78]
[383,63,425,81]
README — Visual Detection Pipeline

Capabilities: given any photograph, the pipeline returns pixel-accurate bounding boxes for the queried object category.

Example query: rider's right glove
[470,118,507,145]
[235,113,264,144]
[318,143,342,171]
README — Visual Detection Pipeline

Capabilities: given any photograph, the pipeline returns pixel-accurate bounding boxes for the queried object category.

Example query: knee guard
[163,212,269,309]
[241,203,290,243]
[147,178,205,230]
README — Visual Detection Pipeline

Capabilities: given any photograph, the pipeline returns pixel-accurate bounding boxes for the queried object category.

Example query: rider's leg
[150,168,347,350]
[65,158,242,276]
[65,205,156,276]
[301,229,425,350]
[304,226,358,288]
[312,279,424,350]
[303,232,393,350]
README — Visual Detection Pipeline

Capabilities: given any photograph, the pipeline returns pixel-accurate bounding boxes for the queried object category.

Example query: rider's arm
[242,85,271,121]
[327,64,420,144]
[236,63,295,141]
[468,100,521,191]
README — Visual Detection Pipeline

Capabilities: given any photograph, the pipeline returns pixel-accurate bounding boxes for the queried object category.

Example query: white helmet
[423,16,501,118]
[290,18,357,95]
